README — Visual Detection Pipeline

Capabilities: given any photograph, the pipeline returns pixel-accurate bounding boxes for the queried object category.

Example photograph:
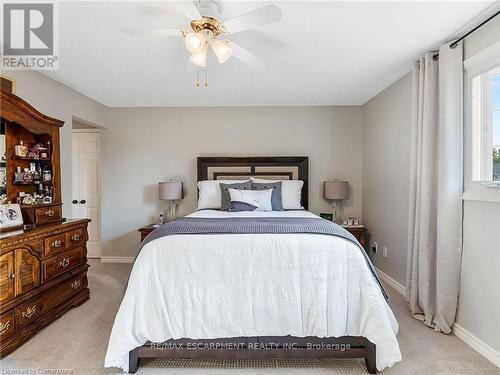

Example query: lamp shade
[159,181,183,200]
[211,40,233,63]
[324,181,348,200]
[189,48,208,67]
[184,32,207,54]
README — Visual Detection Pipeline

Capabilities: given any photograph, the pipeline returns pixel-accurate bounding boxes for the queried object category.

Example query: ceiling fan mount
[190,16,225,37]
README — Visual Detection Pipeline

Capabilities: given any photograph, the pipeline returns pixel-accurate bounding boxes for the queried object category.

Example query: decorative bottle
[15,140,28,157]
[42,165,52,182]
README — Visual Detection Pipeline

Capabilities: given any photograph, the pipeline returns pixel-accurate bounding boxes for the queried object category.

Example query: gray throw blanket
[141,217,388,300]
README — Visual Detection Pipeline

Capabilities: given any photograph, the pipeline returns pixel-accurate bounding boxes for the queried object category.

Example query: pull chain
[194,61,207,87]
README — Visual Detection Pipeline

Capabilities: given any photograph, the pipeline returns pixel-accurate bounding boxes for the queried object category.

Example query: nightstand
[138,224,156,242]
[342,225,368,247]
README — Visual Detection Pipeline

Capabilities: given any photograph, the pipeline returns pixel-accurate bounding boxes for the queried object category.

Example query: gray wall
[361,73,412,285]
[464,14,500,59]
[103,106,363,258]
[456,200,500,353]
[361,14,500,357]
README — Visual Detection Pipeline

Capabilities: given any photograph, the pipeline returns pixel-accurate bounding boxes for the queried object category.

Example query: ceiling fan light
[184,32,207,54]
[211,40,233,63]
[190,49,208,67]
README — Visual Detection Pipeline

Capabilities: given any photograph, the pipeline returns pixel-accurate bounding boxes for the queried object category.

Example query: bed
[104,157,401,373]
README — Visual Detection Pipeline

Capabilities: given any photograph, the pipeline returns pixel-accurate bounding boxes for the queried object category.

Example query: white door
[72,131,101,258]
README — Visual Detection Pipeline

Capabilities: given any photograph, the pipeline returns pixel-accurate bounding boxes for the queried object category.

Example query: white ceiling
[44,1,494,107]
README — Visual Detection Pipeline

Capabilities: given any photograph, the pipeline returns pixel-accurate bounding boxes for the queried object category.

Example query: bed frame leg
[128,348,139,374]
[364,338,377,374]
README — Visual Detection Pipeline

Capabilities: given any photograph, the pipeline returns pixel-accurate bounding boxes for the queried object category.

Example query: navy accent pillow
[219,181,252,211]
[251,181,283,211]
[229,201,258,212]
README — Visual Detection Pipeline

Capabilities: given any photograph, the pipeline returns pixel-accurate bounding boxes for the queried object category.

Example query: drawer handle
[59,258,70,268]
[51,240,63,248]
[45,209,55,217]
[71,279,81,289]
[0,321,10,335]
[8,271,15,280]
[71,234,80,242]
[21,305,37,319]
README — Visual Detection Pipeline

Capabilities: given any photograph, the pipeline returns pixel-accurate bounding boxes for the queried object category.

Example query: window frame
[464,40,500,202]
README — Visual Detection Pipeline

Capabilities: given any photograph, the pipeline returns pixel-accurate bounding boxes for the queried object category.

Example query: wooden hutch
[0,86,90,356]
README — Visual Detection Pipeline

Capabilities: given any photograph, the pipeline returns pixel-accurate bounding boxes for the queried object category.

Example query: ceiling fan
[122,1,282,70]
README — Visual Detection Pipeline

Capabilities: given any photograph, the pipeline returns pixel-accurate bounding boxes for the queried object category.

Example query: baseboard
[100,256,134,263]
[87,243,102,258]
[453,324,500,368]
[375,267,406,297]
[373,269,499,368]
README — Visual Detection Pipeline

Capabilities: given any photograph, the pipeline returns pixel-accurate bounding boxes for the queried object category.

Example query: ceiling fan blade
[231,42,265,68]
[175,1,202,20]
[121,27,182,37]
[223,5,281,34]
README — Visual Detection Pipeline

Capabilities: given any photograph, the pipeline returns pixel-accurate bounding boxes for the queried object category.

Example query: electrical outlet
[382,246,388,258]
[372,242,378,253]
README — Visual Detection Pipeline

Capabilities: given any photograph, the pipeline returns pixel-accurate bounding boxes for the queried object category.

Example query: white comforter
[105,210,402,371]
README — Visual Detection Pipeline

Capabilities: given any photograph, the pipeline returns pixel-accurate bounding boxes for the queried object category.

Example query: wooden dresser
[0,220,90,356]
[0,87,91,357]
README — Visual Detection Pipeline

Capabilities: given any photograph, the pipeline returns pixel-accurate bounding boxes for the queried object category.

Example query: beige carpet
[1,260,499,375]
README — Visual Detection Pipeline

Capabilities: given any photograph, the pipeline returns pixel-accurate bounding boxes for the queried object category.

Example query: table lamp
[159,180,183,223]
[324,180,348,223]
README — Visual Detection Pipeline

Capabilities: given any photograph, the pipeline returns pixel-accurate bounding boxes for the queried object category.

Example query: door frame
[72,128,103,258]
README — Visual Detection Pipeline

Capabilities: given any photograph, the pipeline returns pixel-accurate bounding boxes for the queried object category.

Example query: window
[464,41,500,201]
[471,66,500,182]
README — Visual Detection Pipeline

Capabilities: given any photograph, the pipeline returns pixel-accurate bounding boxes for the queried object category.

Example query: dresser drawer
[35,205,62,225]
[65,228,84,250]
[42,248,84,282]
[0,310,15,340]
[16,273,83,329]
[44,233,67,257]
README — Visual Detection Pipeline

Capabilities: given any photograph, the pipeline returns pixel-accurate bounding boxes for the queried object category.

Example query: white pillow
[228,188,273,212]
[251,178,304,210]
[197,180,250,210]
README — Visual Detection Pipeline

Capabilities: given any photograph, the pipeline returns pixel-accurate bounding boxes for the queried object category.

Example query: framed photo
[320,213,333,221]
[0,203,23,230]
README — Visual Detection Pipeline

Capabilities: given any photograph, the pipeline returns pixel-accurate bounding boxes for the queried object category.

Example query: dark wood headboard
[197,157,309,209]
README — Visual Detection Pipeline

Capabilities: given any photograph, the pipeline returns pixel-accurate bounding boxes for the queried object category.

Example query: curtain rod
[433,10,500,60]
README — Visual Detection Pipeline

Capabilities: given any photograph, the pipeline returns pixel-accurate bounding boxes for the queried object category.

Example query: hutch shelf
[0,87,91,357]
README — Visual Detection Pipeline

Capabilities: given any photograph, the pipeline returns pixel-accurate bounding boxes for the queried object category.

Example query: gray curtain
[406,41,463,333]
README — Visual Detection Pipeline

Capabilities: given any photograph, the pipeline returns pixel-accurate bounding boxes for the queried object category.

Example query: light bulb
[211,39,233,63]
[184,32,207,54]
[190,48,208,67]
